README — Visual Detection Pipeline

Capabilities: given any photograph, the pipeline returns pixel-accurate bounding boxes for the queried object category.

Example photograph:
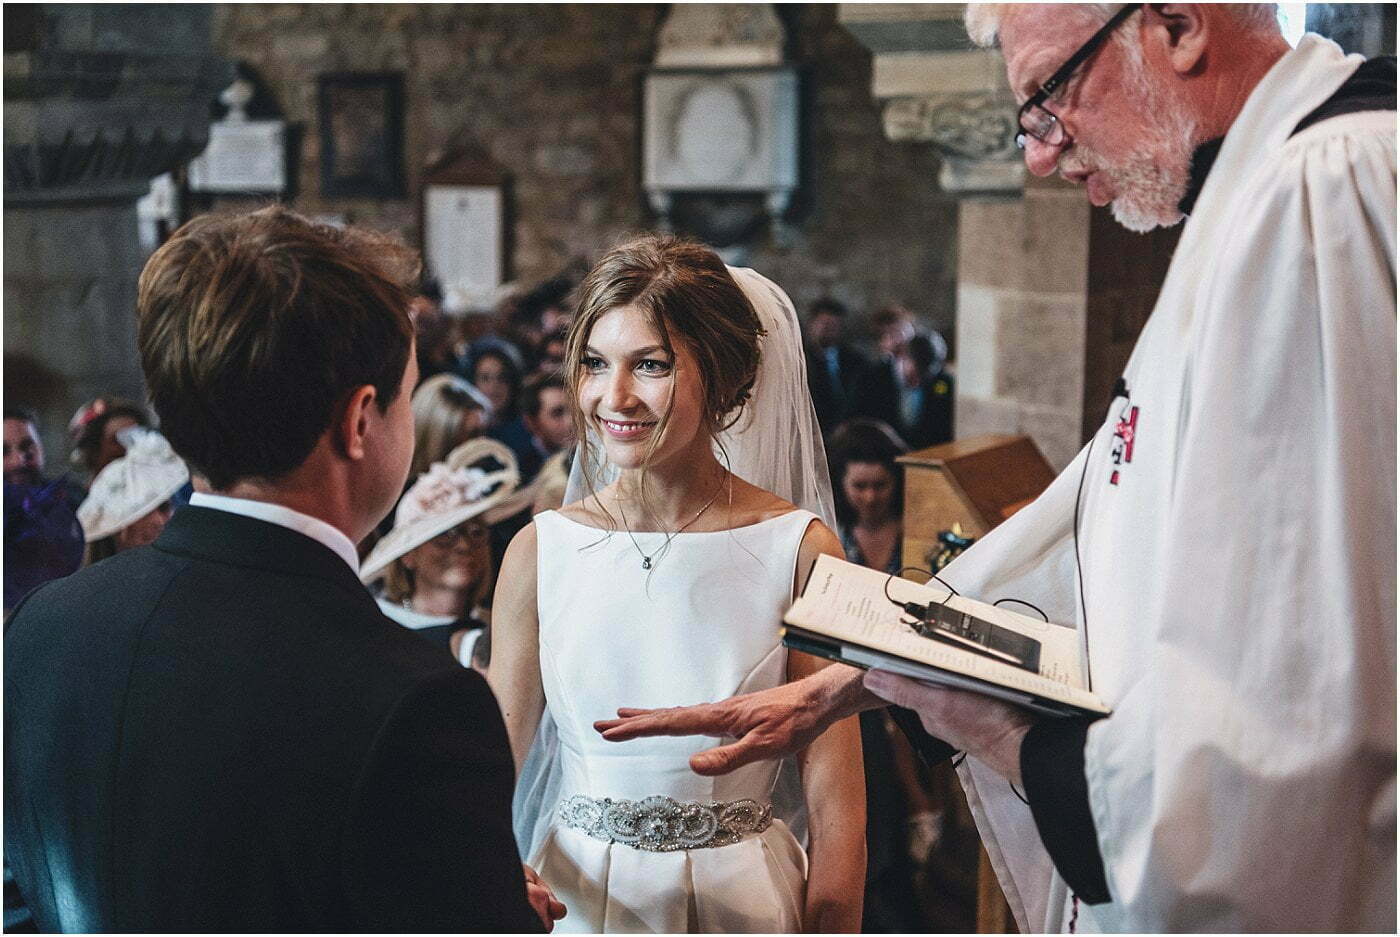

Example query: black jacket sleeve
[885,705,957,766]
[343,668,543,932]
[890,699,1111,905]
[1020,718,1110,904]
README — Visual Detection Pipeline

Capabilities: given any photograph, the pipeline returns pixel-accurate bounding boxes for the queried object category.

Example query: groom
[4,207,561,932]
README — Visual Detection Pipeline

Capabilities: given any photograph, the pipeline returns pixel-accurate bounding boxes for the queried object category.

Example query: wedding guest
[514,371,575,484]
[896,332,955,449]
[851,305,917,439]
[532,327,569,376]
[361,439,523,672]
[468,346,523,430]
[76,429,188,566]
[803,298,868,433]
[4,205,555,932]
[67,396,151,481]
[828,418,908,575]
[6,408,88,513]
[411,280,460,384]
[4,408,45,488]
[409,373,493,479]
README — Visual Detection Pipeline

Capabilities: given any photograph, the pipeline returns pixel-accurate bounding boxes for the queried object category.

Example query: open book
[782,554,1110,718]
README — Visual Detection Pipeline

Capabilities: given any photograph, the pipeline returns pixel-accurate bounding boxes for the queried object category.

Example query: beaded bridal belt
[559,794,773,852]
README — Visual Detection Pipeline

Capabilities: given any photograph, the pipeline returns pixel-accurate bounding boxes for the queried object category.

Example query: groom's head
[137,206,419,535]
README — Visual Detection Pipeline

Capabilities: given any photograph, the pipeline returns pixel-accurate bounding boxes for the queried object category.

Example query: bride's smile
[577,302,708,472]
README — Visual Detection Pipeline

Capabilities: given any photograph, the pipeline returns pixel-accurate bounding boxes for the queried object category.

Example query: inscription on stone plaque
[188,121,287,193]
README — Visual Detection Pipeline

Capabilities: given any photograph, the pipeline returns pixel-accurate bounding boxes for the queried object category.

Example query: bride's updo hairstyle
[565,235,765,487]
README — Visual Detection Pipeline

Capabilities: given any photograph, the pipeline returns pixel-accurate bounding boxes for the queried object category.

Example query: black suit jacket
[4,506,540,933]
[806,343,868,433]
[851,360,955,450]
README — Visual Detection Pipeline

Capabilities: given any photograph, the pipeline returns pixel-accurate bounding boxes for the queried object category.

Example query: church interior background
[4,3,1393,932]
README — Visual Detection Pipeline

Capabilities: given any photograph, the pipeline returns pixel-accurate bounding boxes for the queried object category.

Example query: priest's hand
[863,670,1033,785]
[523,863,566,932]
[594,663,876,775]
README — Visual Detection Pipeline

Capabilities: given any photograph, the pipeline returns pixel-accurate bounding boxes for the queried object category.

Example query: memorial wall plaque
[423,183,505,299]
[187,121,287,193]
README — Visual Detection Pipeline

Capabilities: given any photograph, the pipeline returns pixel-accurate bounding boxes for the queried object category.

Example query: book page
[786,555,1107,714]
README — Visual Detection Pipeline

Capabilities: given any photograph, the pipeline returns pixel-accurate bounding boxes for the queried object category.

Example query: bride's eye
[580,355,606,373]
[637,358,672,375]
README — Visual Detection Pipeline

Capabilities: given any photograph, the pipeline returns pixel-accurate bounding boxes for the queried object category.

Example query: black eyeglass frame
[1014,4,1143,150]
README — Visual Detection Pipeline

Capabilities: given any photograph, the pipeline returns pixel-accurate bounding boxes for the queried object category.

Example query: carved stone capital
[4,5,231,205]
[839,3,1026,195]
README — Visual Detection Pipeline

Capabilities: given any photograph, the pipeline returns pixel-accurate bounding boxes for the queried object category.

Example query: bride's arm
[790,522,866,933]
[487,521,545,777]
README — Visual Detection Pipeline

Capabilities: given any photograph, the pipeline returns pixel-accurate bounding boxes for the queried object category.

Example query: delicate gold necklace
[617,476,725,570]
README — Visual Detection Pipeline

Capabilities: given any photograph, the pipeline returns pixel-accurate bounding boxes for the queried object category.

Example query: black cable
[950,751,967,768]
[1072,432,1097,693]
[992,597,1049,622]
[883,566,959,604]
[1009,781,1029,805]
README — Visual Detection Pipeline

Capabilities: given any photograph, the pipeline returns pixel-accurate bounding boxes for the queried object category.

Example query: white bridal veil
[513,265,838,860]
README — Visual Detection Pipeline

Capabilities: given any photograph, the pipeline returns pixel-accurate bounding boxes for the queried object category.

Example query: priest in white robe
[596,5,1396,932]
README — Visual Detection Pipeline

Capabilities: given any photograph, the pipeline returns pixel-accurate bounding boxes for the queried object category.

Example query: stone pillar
[839,3,1176,472]
[4,4,230,470]
[957,180,1178,471]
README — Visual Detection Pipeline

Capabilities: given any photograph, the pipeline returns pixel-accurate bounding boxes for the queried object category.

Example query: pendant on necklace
[642,557,652,570]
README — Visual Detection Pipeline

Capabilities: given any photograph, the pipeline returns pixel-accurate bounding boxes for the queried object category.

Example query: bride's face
[578,304,707,472]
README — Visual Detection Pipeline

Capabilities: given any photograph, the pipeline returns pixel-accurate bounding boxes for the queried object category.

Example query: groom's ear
[335,384,379,461]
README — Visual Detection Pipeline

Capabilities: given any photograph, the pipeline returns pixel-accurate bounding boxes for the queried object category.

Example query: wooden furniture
[899,433,1056,934]
[897,433,1056,579]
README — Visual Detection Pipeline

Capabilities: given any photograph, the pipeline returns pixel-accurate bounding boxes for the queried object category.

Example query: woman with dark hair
[491,235,864,932]
[467,346,523,429]
[67,397,152,481]
[827,418,908,576]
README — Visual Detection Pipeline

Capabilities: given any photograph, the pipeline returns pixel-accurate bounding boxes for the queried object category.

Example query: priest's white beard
[1065,68,1198,233]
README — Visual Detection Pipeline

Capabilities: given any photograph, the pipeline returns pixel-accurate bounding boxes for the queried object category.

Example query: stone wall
[209,3,959,339]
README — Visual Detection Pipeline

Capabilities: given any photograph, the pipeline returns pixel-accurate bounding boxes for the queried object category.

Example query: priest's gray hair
[965,4,1281,49]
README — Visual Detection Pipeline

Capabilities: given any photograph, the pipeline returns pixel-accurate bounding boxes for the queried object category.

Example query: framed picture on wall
[317,72,404,198]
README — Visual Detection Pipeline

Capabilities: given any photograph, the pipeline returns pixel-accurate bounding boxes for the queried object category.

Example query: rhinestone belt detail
[559,794,773,852]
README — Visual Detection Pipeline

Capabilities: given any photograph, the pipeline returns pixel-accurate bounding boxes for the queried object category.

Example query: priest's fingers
[864,669,1032,783]
[863,669,954,713]
[594,703,732,740]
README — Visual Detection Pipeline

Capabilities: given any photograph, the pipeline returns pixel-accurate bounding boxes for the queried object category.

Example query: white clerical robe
[936,34,1395,932]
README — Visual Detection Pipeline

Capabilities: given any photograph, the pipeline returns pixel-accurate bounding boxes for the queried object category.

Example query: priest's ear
[1144,5,1209,75]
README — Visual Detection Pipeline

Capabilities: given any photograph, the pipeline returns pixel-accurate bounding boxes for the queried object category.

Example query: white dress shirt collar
[188,491,360,574]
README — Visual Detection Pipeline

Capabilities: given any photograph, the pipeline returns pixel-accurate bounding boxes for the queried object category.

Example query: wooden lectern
[898,433,1056,578]
[898,433,1056,933]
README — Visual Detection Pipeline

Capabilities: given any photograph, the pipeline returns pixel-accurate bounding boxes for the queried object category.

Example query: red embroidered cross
[1114,407,1139,462]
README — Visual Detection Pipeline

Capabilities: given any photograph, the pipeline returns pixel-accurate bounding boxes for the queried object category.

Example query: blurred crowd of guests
[4,272,960,933]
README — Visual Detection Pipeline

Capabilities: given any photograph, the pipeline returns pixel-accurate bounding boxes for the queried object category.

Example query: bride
[489,235,866,932]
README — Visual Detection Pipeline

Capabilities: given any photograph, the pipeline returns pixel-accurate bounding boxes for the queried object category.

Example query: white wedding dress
[527,507,818,933]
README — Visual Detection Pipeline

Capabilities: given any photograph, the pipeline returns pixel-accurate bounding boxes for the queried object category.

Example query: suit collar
[154,506,373,605]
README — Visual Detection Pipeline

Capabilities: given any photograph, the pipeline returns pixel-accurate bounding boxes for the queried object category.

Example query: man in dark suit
[895,332,955,450]
[803,298,868,433]
[4,207,560,932]
[852,307,955,450]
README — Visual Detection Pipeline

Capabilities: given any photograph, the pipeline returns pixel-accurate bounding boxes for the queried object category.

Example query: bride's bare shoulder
[553,486,618,530]
[727,476,799,524]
